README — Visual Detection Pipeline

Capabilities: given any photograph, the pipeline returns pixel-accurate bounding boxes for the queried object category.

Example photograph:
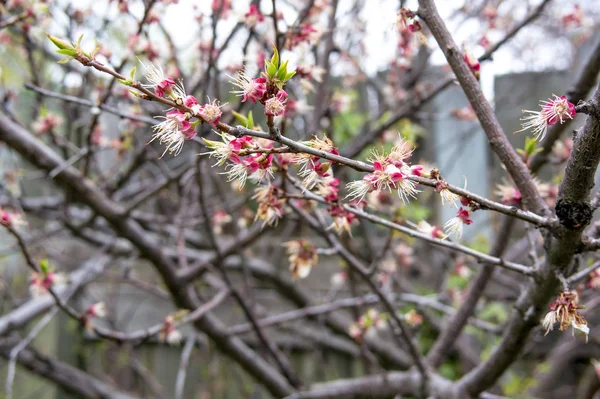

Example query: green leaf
[39,259,49,274]
[129,66,136,80]
[56,48,77,56]
[266,61,277,79]
[277,60,289,81]
[284,70,296,81]
[270,45,279,68]
[247,111,254,128]
[232,111,249,127]
[46,34,74,50]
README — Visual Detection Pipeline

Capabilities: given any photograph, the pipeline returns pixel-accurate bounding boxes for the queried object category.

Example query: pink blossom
[284,239,318,279]
[495,181,521,205]
[516,95,576,141]
[198,99,224,126]
[184,95,198,108]
[253,185,285,227]
[416,220,446,240]
[544,96,576,126]
[150,110,196,157]
[405,309,423,327]
[264,90,288,116]
[456,208,473,225]
[288,24,322,48]
[29,271,66,298]
[32,114,62,135]
[317,177,340,203]
[444,208,472,239]
[482,5,497,22]
[479,35,490,48]
[346,162,418,203]
[87,302,107,318]
[211,0,232,16]
[225,154,274,188]
[299,158,332,189]
[562,5,583,28]
[328,205,357,235]
[142,61,176,98]
[229,71,267,103]
[244,5,264,28]
[0,209,25,228]
[160,316,182,345]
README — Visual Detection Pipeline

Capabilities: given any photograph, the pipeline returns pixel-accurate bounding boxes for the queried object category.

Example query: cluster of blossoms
[29,269,66,298]
[203,133,275,188]
[432,177,475,240]
[283,239,318,279]
[83,302,106,330]
[345,138,420,204]
[396,8,424,57]
[150,110,197,157]
[348,309,387,342]
[285,136,359,235]
[542,291,589,342]
[397,8,421,33]
[141,61,228,157]
[253,184,286,227]
[516,94,576,141]
[229,47,295,117]
[295,136,339,190]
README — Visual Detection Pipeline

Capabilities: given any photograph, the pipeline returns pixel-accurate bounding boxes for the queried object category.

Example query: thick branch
[417,0,547,214]
[457,84,600,396]
[0,338,140,399]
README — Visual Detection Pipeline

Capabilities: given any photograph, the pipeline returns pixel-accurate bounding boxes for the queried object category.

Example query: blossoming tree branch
[0,0,599,398]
